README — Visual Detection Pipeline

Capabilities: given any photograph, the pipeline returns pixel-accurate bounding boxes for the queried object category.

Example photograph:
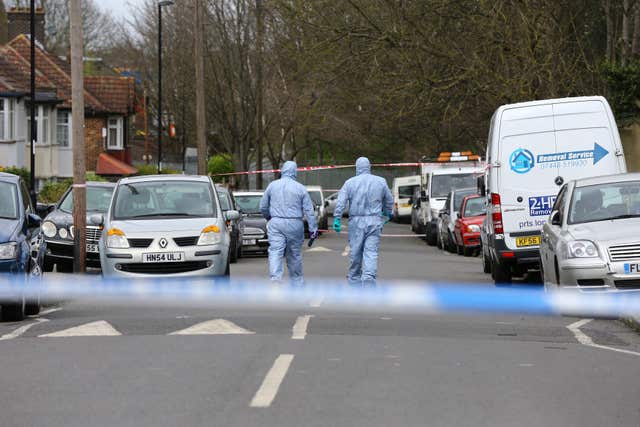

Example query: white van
[392,175,421,221]
[481,96,627,284]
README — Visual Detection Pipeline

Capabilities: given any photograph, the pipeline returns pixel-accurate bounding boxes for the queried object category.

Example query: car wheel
[223,253,231,277]
[426,228,437,246]
[463,246,473,257]
[230,239,238,264]
[25,301,40,316]
[56,261,73,273]
[457,244,463,255]
[1,297,25,322]
[447,233,457,253]
[43,257,54,272]
[492,258,512,285]
[481,244,491,274]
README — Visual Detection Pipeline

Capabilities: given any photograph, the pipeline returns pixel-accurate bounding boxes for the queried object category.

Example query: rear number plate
[143,252,184,263]
[243,239,256,246]
[515,236,541,247]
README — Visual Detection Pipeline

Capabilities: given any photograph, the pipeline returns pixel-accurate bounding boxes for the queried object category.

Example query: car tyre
[43,257,54,272]
[230,239,238,263]
[482,245,491,274]
[457,244,463,255]
[492,258,512,285]
[463,246,473,257]
[1,297,25,322]
[426,228,437,246]
[56,261,73,273]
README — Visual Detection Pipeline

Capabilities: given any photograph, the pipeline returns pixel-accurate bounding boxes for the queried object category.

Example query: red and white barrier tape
[210,162,430,177]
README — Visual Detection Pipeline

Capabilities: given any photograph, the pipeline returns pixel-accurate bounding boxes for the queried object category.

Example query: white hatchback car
[98,175,239,277]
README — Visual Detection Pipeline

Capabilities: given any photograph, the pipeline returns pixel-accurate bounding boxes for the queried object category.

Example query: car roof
[118,174,211,184]
[233,191,264,196]
[87,181,116,188]
[0,172,21,183]
[573,172,640,187]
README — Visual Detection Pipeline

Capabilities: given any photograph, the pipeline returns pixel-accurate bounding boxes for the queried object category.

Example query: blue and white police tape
[0,274,639,318]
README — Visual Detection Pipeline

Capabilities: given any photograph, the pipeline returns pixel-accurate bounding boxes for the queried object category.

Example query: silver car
[98,175,239,278]
[540,173,640,292]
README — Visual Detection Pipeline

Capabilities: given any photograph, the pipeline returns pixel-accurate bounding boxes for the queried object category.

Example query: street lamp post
[29,0,36,205]
[157,0,174,174]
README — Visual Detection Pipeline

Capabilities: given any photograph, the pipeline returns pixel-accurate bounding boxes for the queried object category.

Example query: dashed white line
[0,318,49,341]
[38,307,62,316]
[250,354,295,408]
[291,315,313,340]
[566,319,640,357]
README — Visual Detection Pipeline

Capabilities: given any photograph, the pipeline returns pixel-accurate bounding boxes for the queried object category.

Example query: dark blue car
[0,172,45,321]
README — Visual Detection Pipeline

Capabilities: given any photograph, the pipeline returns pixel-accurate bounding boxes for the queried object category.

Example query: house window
[56,111,71,147]
[26,105,51,145]
[107,117,123,150]
[0,99,16,141]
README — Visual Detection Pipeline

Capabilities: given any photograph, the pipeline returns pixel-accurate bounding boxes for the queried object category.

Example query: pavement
[0,223,639,427]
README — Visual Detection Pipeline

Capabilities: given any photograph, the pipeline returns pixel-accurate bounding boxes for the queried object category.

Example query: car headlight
[565,240,599,258]
[0,242,17,260]
[42,221,57,238]
[106,228,129,249]
[59,227,69,239]
[467,224,481,232]
[198,225,221,246]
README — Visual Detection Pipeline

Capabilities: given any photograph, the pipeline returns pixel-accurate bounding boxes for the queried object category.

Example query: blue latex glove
[332,217,342,233]
[308,230,319,247]
[382,211,393,223]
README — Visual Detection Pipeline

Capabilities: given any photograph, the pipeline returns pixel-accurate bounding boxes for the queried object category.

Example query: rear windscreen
[398,185,419,199]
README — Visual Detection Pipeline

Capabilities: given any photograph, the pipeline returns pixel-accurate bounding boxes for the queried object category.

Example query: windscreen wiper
[607,214,640,221]
[129,213,193,218]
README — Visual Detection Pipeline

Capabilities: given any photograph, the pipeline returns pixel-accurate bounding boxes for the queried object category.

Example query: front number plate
[86,243,99,253]
[243,239,257,246]
[515,236,541,247]
[143,252,184,263]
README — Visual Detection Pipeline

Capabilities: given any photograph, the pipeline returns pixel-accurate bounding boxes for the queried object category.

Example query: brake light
[491,193,503,235]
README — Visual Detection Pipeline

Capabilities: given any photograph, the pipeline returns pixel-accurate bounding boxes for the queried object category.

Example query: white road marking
[566,319,640,357]
[291,315,313,340]
[380,317,392,320]
[37,307,62,316]
[0,318,48,341]
[495,321,514,325]
[170,319,255,335]
[250,354,295,408]
[39,320,122,337]
[341,245,350,257]
[306,246,333,252]
[309,297,324,307]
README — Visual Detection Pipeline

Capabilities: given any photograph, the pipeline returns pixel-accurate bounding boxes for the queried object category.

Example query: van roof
[496,96,606,112]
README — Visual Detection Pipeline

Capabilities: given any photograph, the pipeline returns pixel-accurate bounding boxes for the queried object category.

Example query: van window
[431,174,476,198]
[398,185,419,199]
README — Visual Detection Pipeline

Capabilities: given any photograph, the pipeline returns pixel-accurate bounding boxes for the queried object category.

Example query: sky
[96,0,145,20]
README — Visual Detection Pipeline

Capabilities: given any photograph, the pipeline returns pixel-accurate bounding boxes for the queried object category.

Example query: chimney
[7,7,44,44]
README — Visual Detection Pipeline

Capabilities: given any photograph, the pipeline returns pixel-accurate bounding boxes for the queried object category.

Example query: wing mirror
[89,214,104,226]
[420,190,428,202]
[550,210,562,226]
[324,200,329,208]
[225,210,240,221]
[27,213,42,228]
[457,212,461,219]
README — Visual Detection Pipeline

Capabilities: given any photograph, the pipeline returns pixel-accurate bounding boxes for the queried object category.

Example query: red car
[454,195,486,256]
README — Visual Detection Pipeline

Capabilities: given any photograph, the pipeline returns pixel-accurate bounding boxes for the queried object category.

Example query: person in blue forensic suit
[260,161,318,285]
[333,157,394,286]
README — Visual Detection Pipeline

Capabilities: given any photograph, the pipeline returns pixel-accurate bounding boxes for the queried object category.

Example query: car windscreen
[0,182,18,219]
[234,195,263,214]
[431,174,477,198]
[308,191,322,206]
[454,190,476,211]
[463,197,486,217]
[398,185,419,199]
[60,186,114,213]
[112,180,216,220]
[569,181,640,224]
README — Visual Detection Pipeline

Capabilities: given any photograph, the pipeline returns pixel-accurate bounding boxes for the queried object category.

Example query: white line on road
[37,307,62,316]
[0,318,48,341]
[169,319,255,335]
[341,245,350,257]
[39,320,122,337]
[292,315,313,340]
[567,319,640,357]
[250,354,295,408]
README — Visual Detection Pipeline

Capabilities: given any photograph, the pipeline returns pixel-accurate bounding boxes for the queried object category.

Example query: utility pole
[194,0,207,175]
[144,90,150,164]
[255,0,264,189]
[29,0,36,206]
[70,0,86,273]
[157,2,163,173]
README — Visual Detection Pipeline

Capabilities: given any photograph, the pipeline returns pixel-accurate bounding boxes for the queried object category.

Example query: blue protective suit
[260,161,318,285]
[334,157,394,286]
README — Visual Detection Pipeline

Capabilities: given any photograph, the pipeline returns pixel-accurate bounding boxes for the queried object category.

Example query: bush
[38,179,72,204]
[86,172,107,182]
[208,154,234,183]
[134,164,181,175]
[0,166,30,187]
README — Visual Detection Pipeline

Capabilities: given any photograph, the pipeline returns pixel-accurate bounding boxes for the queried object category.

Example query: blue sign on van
[510,148,535,174]
[537,143,609,166]
[529,195,557,216]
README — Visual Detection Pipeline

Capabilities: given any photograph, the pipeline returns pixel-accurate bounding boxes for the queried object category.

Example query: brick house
[0,7,138,185]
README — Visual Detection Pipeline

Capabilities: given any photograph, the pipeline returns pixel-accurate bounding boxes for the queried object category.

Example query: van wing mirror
[477,176,486,197]
[550,210,562,226]
[225,210,241,221]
